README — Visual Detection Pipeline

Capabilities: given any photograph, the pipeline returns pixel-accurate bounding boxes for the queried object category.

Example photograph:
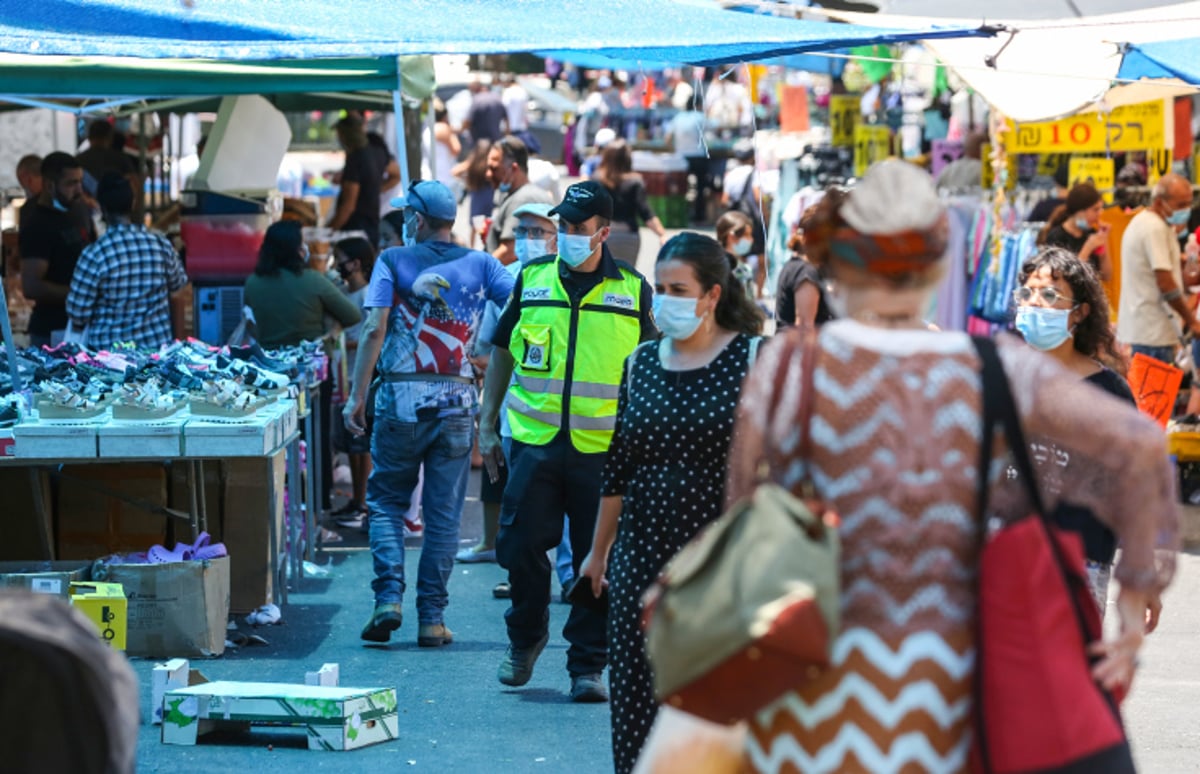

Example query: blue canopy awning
[1117,40,1200,85]
[0,0,991,65]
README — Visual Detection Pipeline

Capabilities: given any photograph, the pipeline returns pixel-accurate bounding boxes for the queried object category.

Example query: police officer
[479,181,656,702]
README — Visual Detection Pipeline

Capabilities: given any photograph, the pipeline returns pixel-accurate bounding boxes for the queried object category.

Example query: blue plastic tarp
[0,0,990,64]
[1118,40,1200,85]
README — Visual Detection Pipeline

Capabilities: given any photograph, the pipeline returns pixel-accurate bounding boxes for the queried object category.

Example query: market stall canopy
[1119,39,1200,86]
[0,0,991,65]
[822,3,1200,121]
[0,54,433,98]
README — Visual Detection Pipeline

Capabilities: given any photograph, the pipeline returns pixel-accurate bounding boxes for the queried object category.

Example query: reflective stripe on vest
[507,259,642,453]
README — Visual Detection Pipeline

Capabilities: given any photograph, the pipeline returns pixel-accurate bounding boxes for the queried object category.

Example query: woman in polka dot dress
[578,232,765,773]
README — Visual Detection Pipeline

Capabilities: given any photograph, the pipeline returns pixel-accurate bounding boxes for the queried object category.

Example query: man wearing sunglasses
[1117,173,1200,364]
[344,179,515,648]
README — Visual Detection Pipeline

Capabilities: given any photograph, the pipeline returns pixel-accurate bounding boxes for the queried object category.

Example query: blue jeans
[1130,343,1177,365]
[367,415,474,624]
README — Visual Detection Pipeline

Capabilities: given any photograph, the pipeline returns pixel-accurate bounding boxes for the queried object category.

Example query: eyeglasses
[513,226,553,239]
[1013,286,1076,306]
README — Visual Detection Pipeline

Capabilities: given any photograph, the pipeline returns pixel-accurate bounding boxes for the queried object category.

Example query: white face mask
[558,233,596,267]
[653,294,706,340]
[514,238,547,266]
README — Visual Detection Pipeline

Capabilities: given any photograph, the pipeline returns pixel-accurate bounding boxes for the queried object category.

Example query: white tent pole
[394,55,410,192]
[425,99,436,181]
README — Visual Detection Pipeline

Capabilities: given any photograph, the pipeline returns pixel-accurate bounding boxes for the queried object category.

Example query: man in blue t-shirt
[344,180,515,647]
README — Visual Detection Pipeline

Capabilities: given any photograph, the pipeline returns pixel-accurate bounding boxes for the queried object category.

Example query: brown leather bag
[641,330,839,725]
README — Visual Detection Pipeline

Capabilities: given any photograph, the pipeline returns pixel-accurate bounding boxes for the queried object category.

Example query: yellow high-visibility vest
[507,257,644,453]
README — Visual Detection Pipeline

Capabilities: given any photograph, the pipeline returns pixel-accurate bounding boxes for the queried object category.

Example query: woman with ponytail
[578,232,763,773]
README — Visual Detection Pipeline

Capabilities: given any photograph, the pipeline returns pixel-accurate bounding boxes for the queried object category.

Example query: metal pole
[0,254,20,393]
[393,56,410,191]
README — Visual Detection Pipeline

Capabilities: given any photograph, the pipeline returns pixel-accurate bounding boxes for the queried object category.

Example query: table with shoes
[0,338,331,613]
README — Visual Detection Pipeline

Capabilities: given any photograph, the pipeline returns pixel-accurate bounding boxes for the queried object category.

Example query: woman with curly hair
[1014,245,1138,615]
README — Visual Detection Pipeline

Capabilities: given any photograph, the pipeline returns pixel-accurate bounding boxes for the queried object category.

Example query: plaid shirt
[66,223,188,349]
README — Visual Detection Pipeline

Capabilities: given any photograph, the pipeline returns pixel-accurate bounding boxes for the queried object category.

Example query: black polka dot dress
[601,333,757,774]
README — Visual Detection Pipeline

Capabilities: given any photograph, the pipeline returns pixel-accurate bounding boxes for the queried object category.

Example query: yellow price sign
[1007,100,1167,154]
[854,124,891,177]
[1146,149,1173,186]
[1069,156,1115,204]
[830,94,859,148]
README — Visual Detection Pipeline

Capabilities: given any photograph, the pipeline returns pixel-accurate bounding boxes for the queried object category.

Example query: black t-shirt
[775,257,831,328]
[1054,366,1135,565]
[1084,366,1136,407]
[491,249,657,350]
[1044,224,1101,274]
[339,146,382,246]
[606,177,655,233]
[19,201,95,335]
[76,146,135,190]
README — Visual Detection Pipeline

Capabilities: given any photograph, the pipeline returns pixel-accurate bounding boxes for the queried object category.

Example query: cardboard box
[222,452,285,614]
[0,560,90,597]
[104,556,230,658]
[161,681,398,751]
[56,463,169,560]
[70,581,127,650]
[97,418,185,458]
[151,659,210,725]
[183,415,274,457]
[12,421,99,459]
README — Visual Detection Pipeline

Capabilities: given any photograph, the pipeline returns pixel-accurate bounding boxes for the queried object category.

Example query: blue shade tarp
[1118,40,1200,85]
[0,0,991,64]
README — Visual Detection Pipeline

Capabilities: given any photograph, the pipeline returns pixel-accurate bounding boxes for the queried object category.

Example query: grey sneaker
[569,673,609,703]
[417,622,454,648]
[498,632,549,686]
[361,603,403,643]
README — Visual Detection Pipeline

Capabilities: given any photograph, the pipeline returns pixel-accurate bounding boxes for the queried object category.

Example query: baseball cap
[513,202,559,224]
[594,127,616,148]
[549,180,614,224]
[390,180,457,221]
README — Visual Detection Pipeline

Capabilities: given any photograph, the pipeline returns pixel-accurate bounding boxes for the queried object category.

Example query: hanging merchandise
[931,139,965,179]
[969,226,1038,324]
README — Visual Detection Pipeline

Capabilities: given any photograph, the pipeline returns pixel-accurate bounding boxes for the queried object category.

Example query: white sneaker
[456,547,496,563]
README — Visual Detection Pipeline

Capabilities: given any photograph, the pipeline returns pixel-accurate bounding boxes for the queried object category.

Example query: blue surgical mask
[558,233,595,268]
[514,238,547,266]
[1015,306,1073,351]
[498,182,513,194]
[734,237,753,256]
[652,294,706,340]
[1073,217,1090,231]
[1168,207,1191,226]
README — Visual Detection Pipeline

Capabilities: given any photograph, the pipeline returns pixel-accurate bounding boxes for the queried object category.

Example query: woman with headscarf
[722,161,1176,773]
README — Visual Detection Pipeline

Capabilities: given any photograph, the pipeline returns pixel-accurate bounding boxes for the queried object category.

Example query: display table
[0,397,307,608]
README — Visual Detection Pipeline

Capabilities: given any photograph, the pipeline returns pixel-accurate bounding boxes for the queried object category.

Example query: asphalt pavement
[129,225,1200,772]
[133,465,613,773]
